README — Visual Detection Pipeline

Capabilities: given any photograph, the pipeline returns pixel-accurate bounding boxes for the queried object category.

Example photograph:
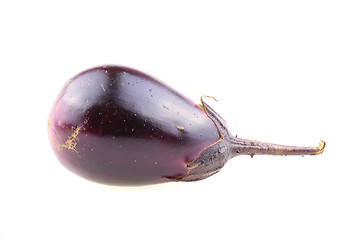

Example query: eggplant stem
[230,138,326,157]
[200,95,326,159]
[175,97,326,183]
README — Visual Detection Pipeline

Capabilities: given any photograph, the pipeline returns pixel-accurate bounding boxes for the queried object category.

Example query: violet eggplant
[48,66,325,186]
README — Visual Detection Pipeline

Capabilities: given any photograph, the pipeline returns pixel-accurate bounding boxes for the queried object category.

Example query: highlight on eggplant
[47,65,325,186]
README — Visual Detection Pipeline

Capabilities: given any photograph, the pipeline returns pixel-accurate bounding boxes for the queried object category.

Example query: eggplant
[48,66,325,186]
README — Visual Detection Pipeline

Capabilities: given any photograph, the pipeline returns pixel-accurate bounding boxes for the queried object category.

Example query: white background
[0,1,359,239]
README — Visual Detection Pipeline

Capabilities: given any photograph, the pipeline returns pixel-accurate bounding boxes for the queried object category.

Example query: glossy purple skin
[48,66,220,186]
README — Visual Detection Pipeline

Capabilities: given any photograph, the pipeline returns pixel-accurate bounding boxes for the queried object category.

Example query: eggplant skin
[48,65,220,186]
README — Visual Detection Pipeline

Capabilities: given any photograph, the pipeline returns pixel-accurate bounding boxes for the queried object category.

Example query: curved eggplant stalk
[176,96,326,182]
[230,138,325,158]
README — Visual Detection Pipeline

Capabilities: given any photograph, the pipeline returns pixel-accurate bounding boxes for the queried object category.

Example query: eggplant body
[48,66,220,186]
